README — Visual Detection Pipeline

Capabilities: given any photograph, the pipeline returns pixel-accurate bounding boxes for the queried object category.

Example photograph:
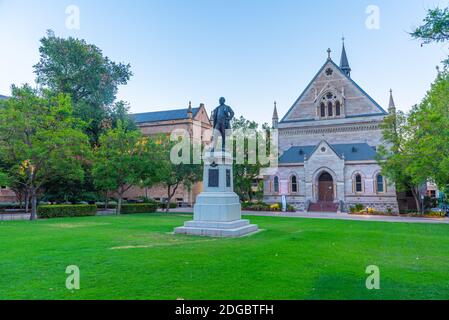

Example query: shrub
[38,205,97,219]
[424,211,447,218]
[120,203,158,214]
[350,204,365,213]
[270,203,281,211]
[158,202,178,209]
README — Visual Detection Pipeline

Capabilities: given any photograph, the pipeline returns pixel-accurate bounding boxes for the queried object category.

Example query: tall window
[291,176,298,193]
[328,102,333,117]
[376,174,384,193]
[336,101,341,116]
[355,174,363,193]
[274,176,279,193]
[320,103,326,117]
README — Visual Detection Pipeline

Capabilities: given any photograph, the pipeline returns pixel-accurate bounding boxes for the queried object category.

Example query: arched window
[336,101,341,116]
[355,174,363,193]
[291,176,298,193]
[376,174,385,193]
[320,103,326,117]
[274,176,279,193]
[328,102,333,117]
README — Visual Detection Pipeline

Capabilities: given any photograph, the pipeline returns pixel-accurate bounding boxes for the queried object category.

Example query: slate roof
[0,94,8,100]
[279,143,378,164]
[131,107,200,124]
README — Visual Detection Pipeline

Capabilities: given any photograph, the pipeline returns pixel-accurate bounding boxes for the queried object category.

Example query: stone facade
[263,47,400,213]
[0,187,17,202]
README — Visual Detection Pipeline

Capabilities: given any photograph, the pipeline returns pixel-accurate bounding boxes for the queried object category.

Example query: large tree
[378,109,425,213]
[411,7,449,68]
[0,85,89,220]
[231,116,270,202]
[406,72,449,191]
[158,137,202,212]
[92,123,165,215]
[34,30,133,145]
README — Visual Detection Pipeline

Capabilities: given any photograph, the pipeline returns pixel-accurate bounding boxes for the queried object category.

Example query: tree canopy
[34,30,134,145]
[0,85,89,219]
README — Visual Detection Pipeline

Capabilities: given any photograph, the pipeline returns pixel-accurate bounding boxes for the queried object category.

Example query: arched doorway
[318,172,334,202]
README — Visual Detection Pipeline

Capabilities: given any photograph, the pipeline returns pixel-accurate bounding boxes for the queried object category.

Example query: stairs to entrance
[308,202,339,213]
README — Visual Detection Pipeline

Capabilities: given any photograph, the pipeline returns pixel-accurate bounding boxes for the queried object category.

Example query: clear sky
[1,0,448,124]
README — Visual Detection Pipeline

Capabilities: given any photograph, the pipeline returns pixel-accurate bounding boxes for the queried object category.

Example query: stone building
[264,43,400,213]
[125,103,212,206]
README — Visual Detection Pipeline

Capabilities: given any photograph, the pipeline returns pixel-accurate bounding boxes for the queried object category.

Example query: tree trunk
[24,192,30,213]
[166,195,171,213]
[104,192,109,211]
[117,194,122,215]
[30,188,37,221]
[411,187,422,214]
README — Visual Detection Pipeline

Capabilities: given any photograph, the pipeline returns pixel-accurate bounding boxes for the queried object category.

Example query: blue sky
[1,0,448,124]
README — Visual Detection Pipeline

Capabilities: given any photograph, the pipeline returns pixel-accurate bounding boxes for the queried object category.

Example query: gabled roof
[279,143,378,164]
[0,94,8,100]
[280,58,388,123]
[131,107,200,124]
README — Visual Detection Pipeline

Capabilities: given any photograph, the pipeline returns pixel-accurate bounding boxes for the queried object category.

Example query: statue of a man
[211,97,235,152]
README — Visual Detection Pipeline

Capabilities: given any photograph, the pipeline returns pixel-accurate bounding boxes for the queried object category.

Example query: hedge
[120,203,158,214]
[38,205,97,219]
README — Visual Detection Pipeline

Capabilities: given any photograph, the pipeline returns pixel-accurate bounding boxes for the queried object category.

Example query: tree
[0,85,89,220]
[156,136,202,212]
[378,109,425,213]
[406,72,449,192]
[411,7,449,67]
[92,123,165,215]
[231,116,269,202]
[34,30,133,145]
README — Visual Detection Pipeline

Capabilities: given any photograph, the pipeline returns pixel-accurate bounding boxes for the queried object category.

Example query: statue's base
[174,219,258,238]
[174,192,258,238]
[174,151,258,238]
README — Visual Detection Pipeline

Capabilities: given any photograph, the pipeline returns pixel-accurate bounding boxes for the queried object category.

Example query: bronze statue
[211,97,235,152]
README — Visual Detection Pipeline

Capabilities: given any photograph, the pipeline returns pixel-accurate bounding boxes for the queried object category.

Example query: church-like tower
[272,101,279,129]
[263,41,399,214]
[340,38,351,77]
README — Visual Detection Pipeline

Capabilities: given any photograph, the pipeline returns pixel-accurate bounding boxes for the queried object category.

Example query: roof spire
[327,48,332,60]
[340,38,351,77]
[272,101,279,129]
[187,101,193,119]
[273,101,279,120]
[388,89,396,113]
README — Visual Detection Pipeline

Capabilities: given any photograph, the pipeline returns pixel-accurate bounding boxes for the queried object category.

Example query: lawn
[0,213,448,300]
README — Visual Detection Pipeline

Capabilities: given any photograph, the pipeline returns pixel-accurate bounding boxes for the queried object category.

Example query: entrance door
[318,172,334,202]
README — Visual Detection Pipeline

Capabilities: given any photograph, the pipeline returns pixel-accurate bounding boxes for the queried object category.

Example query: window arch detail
[290,175,298,194]
[352,173,364,193]
[375,174,385,193]
[316,89,344,119]
[273,176,280,194]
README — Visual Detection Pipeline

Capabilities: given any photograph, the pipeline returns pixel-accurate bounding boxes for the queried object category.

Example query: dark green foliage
[34,30,133,145]
[411,7,449,68]
[37,205,97,219]
[120,203,158,214]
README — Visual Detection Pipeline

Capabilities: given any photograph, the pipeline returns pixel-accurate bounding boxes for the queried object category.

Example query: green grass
[1,213,449,300]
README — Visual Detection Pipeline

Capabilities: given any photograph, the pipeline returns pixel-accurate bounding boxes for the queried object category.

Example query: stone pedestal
[175,152,258,237]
